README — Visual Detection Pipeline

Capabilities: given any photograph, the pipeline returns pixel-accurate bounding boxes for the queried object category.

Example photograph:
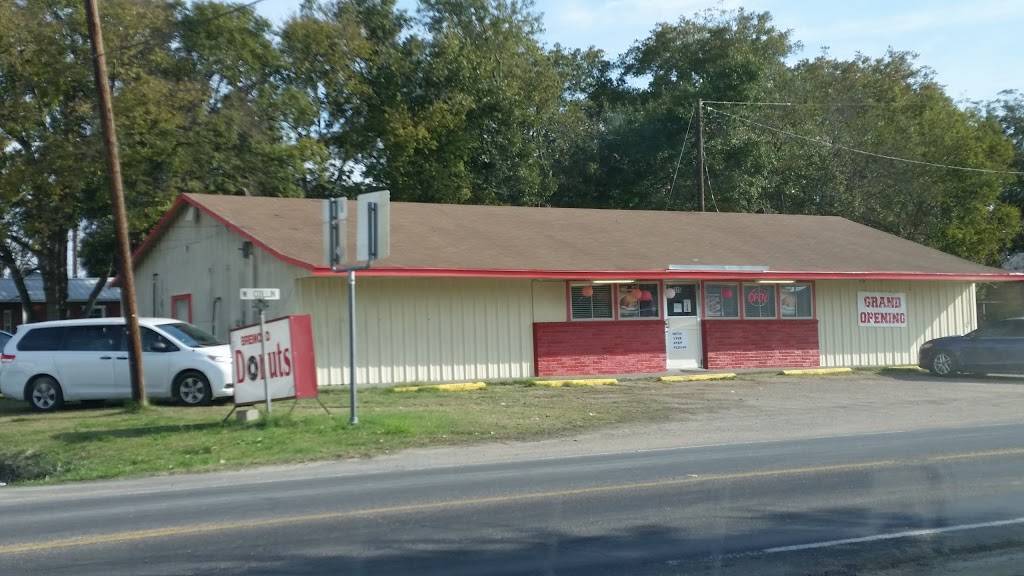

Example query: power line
[704,156,719,212]
[705,106,1024,176]
[667,106,695,202]
[702,100,897,108]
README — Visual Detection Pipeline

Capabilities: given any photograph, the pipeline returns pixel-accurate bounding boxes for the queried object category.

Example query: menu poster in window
[706,293,723,317]
[781,291,797,316]
[619,284,658,318]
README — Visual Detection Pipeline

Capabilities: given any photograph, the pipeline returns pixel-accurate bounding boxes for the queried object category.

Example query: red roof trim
[130,195,1024,284]
[129,194,189,267]
[130,194,317,274]
[310,267,1024,282]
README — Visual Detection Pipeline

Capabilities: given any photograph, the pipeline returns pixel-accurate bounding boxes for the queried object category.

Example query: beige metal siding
[298,277,535,385]
[134,209,302,340]
[532,280,566,322]
[817,280,976,367]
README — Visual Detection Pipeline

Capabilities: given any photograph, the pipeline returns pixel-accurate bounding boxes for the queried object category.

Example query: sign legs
[256,300,272,416]
[348,269,359,425]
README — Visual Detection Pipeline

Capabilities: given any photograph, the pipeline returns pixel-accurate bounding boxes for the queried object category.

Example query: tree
[988,91,1024,255]
[589,8,796,211]
[763,52,1019,264]
[1,0,314,316]
[281,0,564,205]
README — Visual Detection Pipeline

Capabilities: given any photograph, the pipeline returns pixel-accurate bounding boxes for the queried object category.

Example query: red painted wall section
[534,320,665,376]
[702,319,819,369]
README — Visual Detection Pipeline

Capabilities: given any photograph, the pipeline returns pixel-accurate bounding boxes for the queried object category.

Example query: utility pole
[696,99,705,212]
[85,0,147,405]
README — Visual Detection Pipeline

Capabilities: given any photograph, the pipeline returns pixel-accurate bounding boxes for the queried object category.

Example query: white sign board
[230,316,318,405]
[357,190,391,262]
[858,292,907,327]
[240,288,280,301]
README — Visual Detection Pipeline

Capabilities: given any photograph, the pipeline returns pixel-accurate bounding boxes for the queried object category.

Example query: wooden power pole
[84,0,147,404]
[696,99,705,212]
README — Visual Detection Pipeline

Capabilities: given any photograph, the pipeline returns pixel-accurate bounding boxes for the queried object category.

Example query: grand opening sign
[858,292,907,327]
[229,315,318,405]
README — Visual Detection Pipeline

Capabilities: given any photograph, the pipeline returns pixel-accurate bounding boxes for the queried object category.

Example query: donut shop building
[132,194,1023,385]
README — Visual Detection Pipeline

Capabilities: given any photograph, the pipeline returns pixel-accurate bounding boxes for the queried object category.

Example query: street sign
[357,190,390,262]
[240,288,280,301]
[322,198,348,269]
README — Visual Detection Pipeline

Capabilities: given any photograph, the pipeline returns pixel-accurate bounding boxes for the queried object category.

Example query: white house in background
[129,193,1024,387]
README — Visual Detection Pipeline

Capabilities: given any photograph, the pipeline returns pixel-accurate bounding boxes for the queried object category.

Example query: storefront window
[743,284,777,319]
[619,283,659,319]
[705,283,739,318]
[570,284,613,320]
[665,284,698,317]
[780,283,813,318]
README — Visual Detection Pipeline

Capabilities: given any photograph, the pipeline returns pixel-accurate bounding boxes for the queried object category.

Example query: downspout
[152,273,159,316]
[212,297,222,338]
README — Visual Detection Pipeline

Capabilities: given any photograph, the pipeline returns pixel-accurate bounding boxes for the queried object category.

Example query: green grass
[0,381,681,485]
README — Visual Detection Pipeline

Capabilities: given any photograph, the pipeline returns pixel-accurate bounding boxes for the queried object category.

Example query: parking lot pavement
[579,370,1024,448]
[194,370,1023,480]
[351,370,1024,473]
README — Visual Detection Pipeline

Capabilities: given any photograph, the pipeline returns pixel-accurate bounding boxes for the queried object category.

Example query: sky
[253,0,1024,103]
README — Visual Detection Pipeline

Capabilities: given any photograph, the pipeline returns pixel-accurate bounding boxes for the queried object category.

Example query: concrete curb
[530,379,618,387]
[779,367,854,376]
[659,373,737,382]
[880,365,925,372]
[392,382,487,393]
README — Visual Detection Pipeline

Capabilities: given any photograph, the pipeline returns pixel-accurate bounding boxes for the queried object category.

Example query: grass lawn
[0,379,697,485]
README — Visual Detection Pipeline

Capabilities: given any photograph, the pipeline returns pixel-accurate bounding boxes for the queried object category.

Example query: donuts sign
[229,315,318,405]
[857,292,908,327]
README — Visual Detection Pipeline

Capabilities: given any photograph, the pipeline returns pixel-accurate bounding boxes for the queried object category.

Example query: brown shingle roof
[132,193,1018,280]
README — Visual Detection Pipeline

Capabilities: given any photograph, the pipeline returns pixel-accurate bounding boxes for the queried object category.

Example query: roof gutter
[128,194,1024,286]
[308,267,1024,283]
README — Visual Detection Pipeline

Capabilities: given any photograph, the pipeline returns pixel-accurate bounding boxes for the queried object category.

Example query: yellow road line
[2,447,1023,556]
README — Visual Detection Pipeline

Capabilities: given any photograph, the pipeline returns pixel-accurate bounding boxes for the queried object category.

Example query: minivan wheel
[174,371,212,406]
[27,376,64,412]
[930,352,957,377]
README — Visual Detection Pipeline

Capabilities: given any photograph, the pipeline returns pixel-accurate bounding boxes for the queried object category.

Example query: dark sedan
[919,318,1024,376]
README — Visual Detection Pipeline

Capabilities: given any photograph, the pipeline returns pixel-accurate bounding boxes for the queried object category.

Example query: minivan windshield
[156,322,223,348]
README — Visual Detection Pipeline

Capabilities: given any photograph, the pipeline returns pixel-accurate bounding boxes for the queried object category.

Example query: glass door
[665,283,702,370]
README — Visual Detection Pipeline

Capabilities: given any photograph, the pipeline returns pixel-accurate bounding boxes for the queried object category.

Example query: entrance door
[665,283,702,370]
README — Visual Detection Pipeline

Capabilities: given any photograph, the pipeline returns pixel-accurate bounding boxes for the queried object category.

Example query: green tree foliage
[3,0,1022,314]
[0,0,312,317]
[561,8,1019,264]
[281,0,563,205]
[988,91,1024,254]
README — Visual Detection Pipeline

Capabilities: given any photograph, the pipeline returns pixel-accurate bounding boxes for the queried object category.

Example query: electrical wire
[702,100,893,108]
[703,151,720,212]
[705,106,1024,176]
[667,106,696,201]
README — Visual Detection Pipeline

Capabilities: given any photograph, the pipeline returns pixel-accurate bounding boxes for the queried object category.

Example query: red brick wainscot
[533,320,665,376]
[702,319,819,369]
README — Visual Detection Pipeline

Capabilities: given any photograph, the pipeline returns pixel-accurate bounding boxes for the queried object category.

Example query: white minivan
[0,318,234,411]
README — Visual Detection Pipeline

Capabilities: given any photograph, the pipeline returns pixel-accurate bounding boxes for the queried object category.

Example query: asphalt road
[3,423,1024,575]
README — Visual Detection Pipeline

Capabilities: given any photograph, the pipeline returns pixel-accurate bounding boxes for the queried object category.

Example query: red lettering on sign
[234,350,245,383]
